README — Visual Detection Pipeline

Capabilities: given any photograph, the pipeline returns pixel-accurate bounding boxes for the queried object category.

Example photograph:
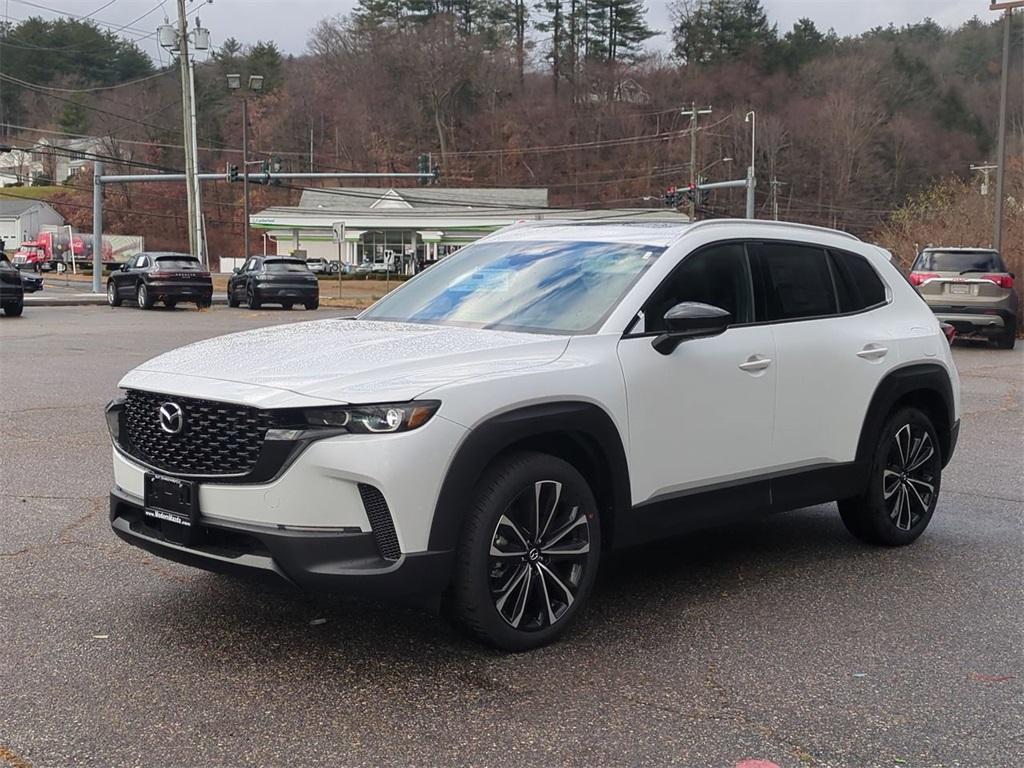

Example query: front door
[616,242,777,536]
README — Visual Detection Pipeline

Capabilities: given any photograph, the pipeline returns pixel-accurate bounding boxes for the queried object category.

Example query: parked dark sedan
[227,256,319,310]
[1,254,25,316]
[20,272,43,293]
[106,252,212,310]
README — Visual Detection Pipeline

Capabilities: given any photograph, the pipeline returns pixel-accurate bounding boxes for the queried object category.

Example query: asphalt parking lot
[1,306,1021,768]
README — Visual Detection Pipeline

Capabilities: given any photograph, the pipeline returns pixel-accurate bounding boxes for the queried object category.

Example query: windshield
[915,250,1005,273]
[265,259,310,273]
[155,256,201,269]
[361,239,662,334]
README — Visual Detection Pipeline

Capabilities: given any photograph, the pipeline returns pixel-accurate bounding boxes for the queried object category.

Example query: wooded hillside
[0,1,1019,259]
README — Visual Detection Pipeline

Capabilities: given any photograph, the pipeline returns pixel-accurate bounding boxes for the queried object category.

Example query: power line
[0,69,171,93]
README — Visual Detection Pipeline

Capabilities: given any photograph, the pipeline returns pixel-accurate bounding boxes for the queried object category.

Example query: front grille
[358,484,401,561]
[123,389,277,476]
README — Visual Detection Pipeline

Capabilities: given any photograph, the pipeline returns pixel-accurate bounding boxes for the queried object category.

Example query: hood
[120,319,570,407]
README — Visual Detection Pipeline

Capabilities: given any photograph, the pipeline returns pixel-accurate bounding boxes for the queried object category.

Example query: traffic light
[417,153,430,186]
[227,163,239,182]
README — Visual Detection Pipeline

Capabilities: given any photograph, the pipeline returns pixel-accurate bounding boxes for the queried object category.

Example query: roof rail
[681,218,862,243]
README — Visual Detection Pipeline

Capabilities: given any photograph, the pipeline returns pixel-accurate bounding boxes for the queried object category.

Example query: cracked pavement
[1,306,1021,768]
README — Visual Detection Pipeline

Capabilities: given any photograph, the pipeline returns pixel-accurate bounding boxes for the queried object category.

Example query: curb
[25,295,230,307]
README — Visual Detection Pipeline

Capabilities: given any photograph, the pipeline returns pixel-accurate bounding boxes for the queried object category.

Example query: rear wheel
[282,302,293,310]
[164,299,177,309]
[136,283,153,310]
[444,451,601,651]
[3,300,23,317]
[839,407,941,546]
[996,328,1016,350]
[305,298,319,311]
[106,281,122,307]
[196,298,211,310]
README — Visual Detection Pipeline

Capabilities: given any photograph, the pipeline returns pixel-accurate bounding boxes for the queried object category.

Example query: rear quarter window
[829,250,888,312]
[750,242,838,321]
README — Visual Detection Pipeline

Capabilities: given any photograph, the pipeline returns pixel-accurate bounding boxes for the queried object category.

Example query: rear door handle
[739,355,772,373]
[857,344,889,360]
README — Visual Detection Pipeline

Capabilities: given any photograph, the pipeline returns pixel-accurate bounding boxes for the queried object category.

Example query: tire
[3,301,23,317]
[443,451,601,651]
[839,407,942,546]
[164,300,177,309]
[282,302,293,310]
[136,283,153,310]
[246,287,261,310]
[305,299,319,311]
[196,298,211,310]
[106,281,122,307]
[228,290,240,308]
[996,329,1016,350]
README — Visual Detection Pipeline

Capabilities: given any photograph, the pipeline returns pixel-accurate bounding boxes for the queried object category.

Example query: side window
[135,255,149,269]
[751,243,837,321]
[829,250,887,313]
[641,243,754,332]
[245,258,259,272]
[125,255,139,269]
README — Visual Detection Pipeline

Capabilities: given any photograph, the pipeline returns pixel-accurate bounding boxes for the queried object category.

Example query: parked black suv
[107,253,213,310]
[0,254,25,316]
[227,256,319,310]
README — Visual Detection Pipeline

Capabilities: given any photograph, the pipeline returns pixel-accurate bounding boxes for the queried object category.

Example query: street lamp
[745,110,756,219]
[228,73,263,259]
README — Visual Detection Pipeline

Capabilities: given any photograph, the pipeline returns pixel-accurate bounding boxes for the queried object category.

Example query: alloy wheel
[488,480,591,631]
[107,283,115,305]
[137,285,147,308]
[883,423,938,531]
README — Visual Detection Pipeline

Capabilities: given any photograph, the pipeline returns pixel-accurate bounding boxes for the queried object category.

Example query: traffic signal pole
[89,169,434,288]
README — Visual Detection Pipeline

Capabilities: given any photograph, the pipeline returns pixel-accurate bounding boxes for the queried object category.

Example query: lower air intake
[357,484,401,561]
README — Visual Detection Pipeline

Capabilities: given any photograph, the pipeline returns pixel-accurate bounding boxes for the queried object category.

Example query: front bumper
[110,487,453,595]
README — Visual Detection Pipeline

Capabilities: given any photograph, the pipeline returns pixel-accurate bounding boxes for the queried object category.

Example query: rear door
[749,241,898,469]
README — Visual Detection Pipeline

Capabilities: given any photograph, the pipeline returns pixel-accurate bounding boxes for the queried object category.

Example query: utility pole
[990,2,1022,251]
[174,0,197,259]
[970,163,998,196]
[769,177,785,221]
[681,103,711,220]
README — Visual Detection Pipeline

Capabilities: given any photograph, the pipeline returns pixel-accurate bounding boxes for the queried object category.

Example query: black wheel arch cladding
[428,401,631,552]
[855,362,956,468]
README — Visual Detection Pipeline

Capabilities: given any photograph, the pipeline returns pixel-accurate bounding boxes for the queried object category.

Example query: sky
[1,0,993,64]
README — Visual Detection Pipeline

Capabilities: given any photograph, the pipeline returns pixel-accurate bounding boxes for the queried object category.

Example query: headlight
[301,401,440,434]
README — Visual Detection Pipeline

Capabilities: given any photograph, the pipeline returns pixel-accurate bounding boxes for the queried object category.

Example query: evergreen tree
[587,0,655,63]
[672,0,776,65]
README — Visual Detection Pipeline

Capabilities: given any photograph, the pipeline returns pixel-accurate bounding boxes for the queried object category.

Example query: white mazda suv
[106,219,960,650]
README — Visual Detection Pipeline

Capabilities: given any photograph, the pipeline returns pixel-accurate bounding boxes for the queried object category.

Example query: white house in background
[0,136,122,186]
[0,148,43,187]
[0,199,65,251]
[249,187,686,274]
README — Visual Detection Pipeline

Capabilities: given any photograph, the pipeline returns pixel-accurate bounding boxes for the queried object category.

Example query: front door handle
[857,344,889,360]
[739,355,772,373]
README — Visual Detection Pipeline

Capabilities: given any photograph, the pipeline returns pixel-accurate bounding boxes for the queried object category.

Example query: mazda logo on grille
[158,402,185,435]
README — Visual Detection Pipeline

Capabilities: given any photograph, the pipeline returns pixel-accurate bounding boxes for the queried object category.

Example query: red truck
[11,231,110,271]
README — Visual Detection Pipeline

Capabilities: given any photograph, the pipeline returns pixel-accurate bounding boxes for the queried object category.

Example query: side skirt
[615,461,869,549]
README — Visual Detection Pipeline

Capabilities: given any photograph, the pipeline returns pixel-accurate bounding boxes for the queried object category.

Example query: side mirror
[233,267,241,274]
[120,264,128,272]
[652,302,733,355]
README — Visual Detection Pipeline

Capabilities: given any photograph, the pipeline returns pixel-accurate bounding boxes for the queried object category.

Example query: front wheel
[227,289,240,308]
[106,281,122,307]
[839,407,942,546]
[164,300,177,309]
[246,287,261,310]
[281,302,293,310]
[3,301,23,317]
[444,451,601,651]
